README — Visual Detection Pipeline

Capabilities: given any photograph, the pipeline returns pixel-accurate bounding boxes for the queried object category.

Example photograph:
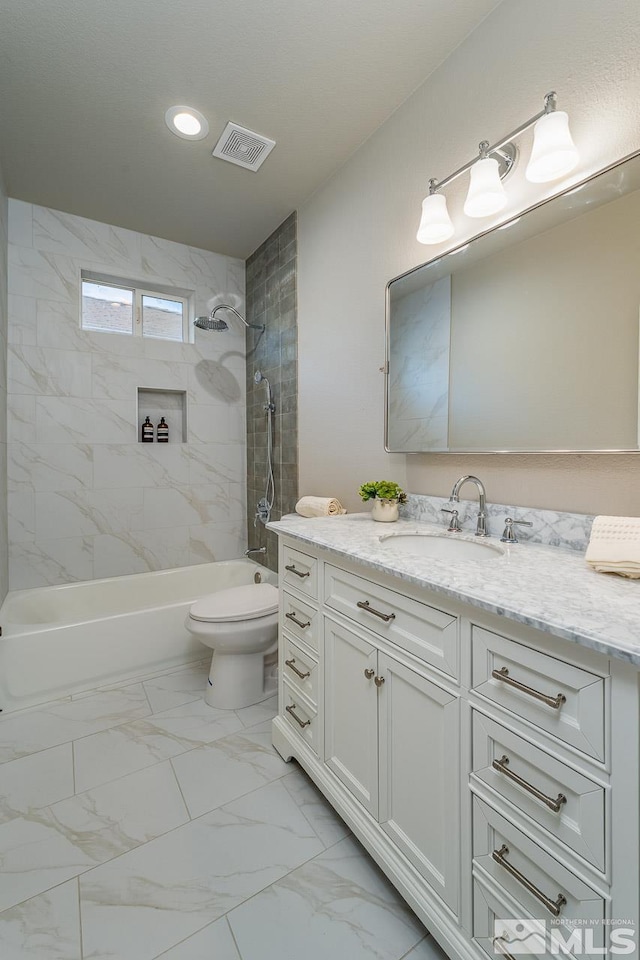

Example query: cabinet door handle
[286,703,311,728]
[374,675,385,687]
[492,844,567,917]
[356,600,396,623]
[285,658,311,680]
[285,564,310,579]
[285,611,311,629]
[493,755,567,813]
[491,666,567,710]
[364,668,375,679]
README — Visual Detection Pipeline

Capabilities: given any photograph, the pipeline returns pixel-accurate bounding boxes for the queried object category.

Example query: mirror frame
[384,148,640,455]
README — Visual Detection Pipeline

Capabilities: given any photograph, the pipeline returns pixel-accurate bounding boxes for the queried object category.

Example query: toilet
[185,582,279,710]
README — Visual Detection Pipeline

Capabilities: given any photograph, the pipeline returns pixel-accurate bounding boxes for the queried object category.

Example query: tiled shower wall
[0,169,8,605]
[7,201,247,589]
[245,213,298,572]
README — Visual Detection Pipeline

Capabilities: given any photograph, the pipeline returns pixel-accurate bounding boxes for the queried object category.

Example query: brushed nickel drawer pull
[493,755,567,813]
[285,563,310,579]
[492,666,567,710]
[364,668,375,679]
[374,675,385,687]
[492,844,567,917]
[356,600,396,623]
[285,657,311,680]
[285,611,311,629]
[286,703,311,728]
[493,938,517,960]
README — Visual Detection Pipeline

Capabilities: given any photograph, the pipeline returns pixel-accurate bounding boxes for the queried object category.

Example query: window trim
[80,270,194,343]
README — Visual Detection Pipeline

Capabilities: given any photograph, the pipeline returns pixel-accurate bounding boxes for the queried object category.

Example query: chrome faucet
[244,546,266,557]
[449,475,489,537]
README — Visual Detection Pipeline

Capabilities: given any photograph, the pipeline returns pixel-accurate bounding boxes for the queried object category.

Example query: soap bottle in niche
[141,416,154,442]
[156,416,169,443]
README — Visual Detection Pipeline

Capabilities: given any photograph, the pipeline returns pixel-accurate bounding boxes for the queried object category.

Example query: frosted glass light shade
[526,110,579,183]
[463,157,507,218]
[416,193,454,244]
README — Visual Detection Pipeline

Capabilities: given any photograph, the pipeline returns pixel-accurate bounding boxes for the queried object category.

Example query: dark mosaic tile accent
[245,212,298,572]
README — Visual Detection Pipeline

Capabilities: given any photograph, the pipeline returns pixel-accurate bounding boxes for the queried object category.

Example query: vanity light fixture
[416,92,579,244]
[165,105,209,141]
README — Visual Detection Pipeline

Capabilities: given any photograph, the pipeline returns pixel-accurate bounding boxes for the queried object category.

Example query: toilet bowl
[185,582,279,710]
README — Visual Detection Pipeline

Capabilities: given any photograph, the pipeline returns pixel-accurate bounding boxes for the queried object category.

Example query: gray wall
[298,0,640,516]
[245,213,297,571]
[0,166,7,604]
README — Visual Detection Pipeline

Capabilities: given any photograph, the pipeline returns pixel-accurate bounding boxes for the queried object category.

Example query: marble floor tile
[171,725,290,818]
[0,879,81,960]
[79,779,325,960]
[0,685,151,763]
[0,763,188,912]
[234,694,278,728]
[227,836,427,960]
[143,662,210,714]
[156,917,240,960]
[74,700,244,793]
[401,936,449,960]
[47,761,189,860]
[0,744,74,824]
[281,766,351,849]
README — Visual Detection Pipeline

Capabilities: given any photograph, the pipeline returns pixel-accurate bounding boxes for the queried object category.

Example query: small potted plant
[358,480,407,523]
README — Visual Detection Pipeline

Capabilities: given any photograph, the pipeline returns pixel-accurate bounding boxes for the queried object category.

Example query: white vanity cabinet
[271,534,639,960]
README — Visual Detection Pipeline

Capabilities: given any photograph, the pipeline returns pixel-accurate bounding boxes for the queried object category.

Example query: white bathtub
[0,560,277,714]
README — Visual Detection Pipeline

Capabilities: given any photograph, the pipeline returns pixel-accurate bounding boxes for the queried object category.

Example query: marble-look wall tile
[7,202,246,589]
[7,294,37,345]
[9,537,94,589]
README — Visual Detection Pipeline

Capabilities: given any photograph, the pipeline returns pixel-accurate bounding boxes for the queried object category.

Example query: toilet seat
[189,583,278,623]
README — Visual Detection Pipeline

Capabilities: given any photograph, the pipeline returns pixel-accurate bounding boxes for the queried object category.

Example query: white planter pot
[371,499,399,523]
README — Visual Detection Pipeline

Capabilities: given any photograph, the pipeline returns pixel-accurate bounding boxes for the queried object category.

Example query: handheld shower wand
[254,371,276,526]
[194,304,265,332]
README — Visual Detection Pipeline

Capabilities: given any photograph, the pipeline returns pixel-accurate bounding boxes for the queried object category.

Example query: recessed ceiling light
[165,105,209,141]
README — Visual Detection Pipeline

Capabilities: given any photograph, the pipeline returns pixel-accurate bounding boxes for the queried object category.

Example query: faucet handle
[441,507,462,533]
[500,517,533,543]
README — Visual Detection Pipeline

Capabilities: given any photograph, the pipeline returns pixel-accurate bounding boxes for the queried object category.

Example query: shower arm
[212,304,265,332]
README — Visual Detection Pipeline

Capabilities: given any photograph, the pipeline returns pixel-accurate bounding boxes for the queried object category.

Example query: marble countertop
[268,514,640,667]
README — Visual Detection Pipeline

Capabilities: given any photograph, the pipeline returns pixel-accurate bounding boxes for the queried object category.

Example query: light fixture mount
[416,91,579,244]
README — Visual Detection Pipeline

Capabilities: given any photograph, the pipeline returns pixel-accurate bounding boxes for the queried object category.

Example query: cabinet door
[378,652,460,915]
[324,618,379,816]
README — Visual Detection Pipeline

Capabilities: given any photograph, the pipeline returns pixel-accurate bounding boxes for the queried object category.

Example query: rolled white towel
[585,515,640,578]
[295,496,347,518]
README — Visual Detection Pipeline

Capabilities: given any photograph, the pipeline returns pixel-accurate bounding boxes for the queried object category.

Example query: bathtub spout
[244,546,266,556]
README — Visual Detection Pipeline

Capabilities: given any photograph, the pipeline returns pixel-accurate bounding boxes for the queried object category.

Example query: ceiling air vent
[212,122,276,172]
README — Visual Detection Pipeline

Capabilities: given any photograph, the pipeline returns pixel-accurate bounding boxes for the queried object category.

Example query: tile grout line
[167,755,194,821]
[225,914,245,960]
[76,876,85,960]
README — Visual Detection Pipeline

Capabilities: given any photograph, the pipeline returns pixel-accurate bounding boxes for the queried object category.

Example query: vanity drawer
[282,633,319,706]
[281,544,318,599]
[471,712,606,872]
[324,563,458,678]
[281,590,319,652]
[473,798,605,940]
[282,680,319,756]
[473,874,552,959]
[471,627,605,762]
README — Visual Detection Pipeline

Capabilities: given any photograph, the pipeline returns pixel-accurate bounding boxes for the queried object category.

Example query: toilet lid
[189,583,279,623]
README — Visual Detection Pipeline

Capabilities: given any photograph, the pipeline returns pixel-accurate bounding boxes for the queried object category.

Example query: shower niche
[137,387,187,443]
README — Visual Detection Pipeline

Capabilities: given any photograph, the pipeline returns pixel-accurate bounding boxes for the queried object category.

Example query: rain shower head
[194,303,264,333]
[194,314,229,331]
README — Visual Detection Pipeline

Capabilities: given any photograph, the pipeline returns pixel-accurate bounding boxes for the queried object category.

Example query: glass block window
[81,274,190,341]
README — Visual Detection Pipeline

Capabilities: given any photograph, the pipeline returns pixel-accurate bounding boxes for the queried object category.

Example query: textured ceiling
[0,0,502,257]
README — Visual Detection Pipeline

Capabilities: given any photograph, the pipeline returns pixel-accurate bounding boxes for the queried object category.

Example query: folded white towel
[295,496,347,518]
[585,515,640,578]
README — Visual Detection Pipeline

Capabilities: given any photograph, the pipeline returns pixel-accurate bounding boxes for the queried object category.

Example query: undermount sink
[379,532,505,561]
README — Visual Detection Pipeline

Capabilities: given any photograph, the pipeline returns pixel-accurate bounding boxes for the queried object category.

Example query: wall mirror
[385,150,640,453]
